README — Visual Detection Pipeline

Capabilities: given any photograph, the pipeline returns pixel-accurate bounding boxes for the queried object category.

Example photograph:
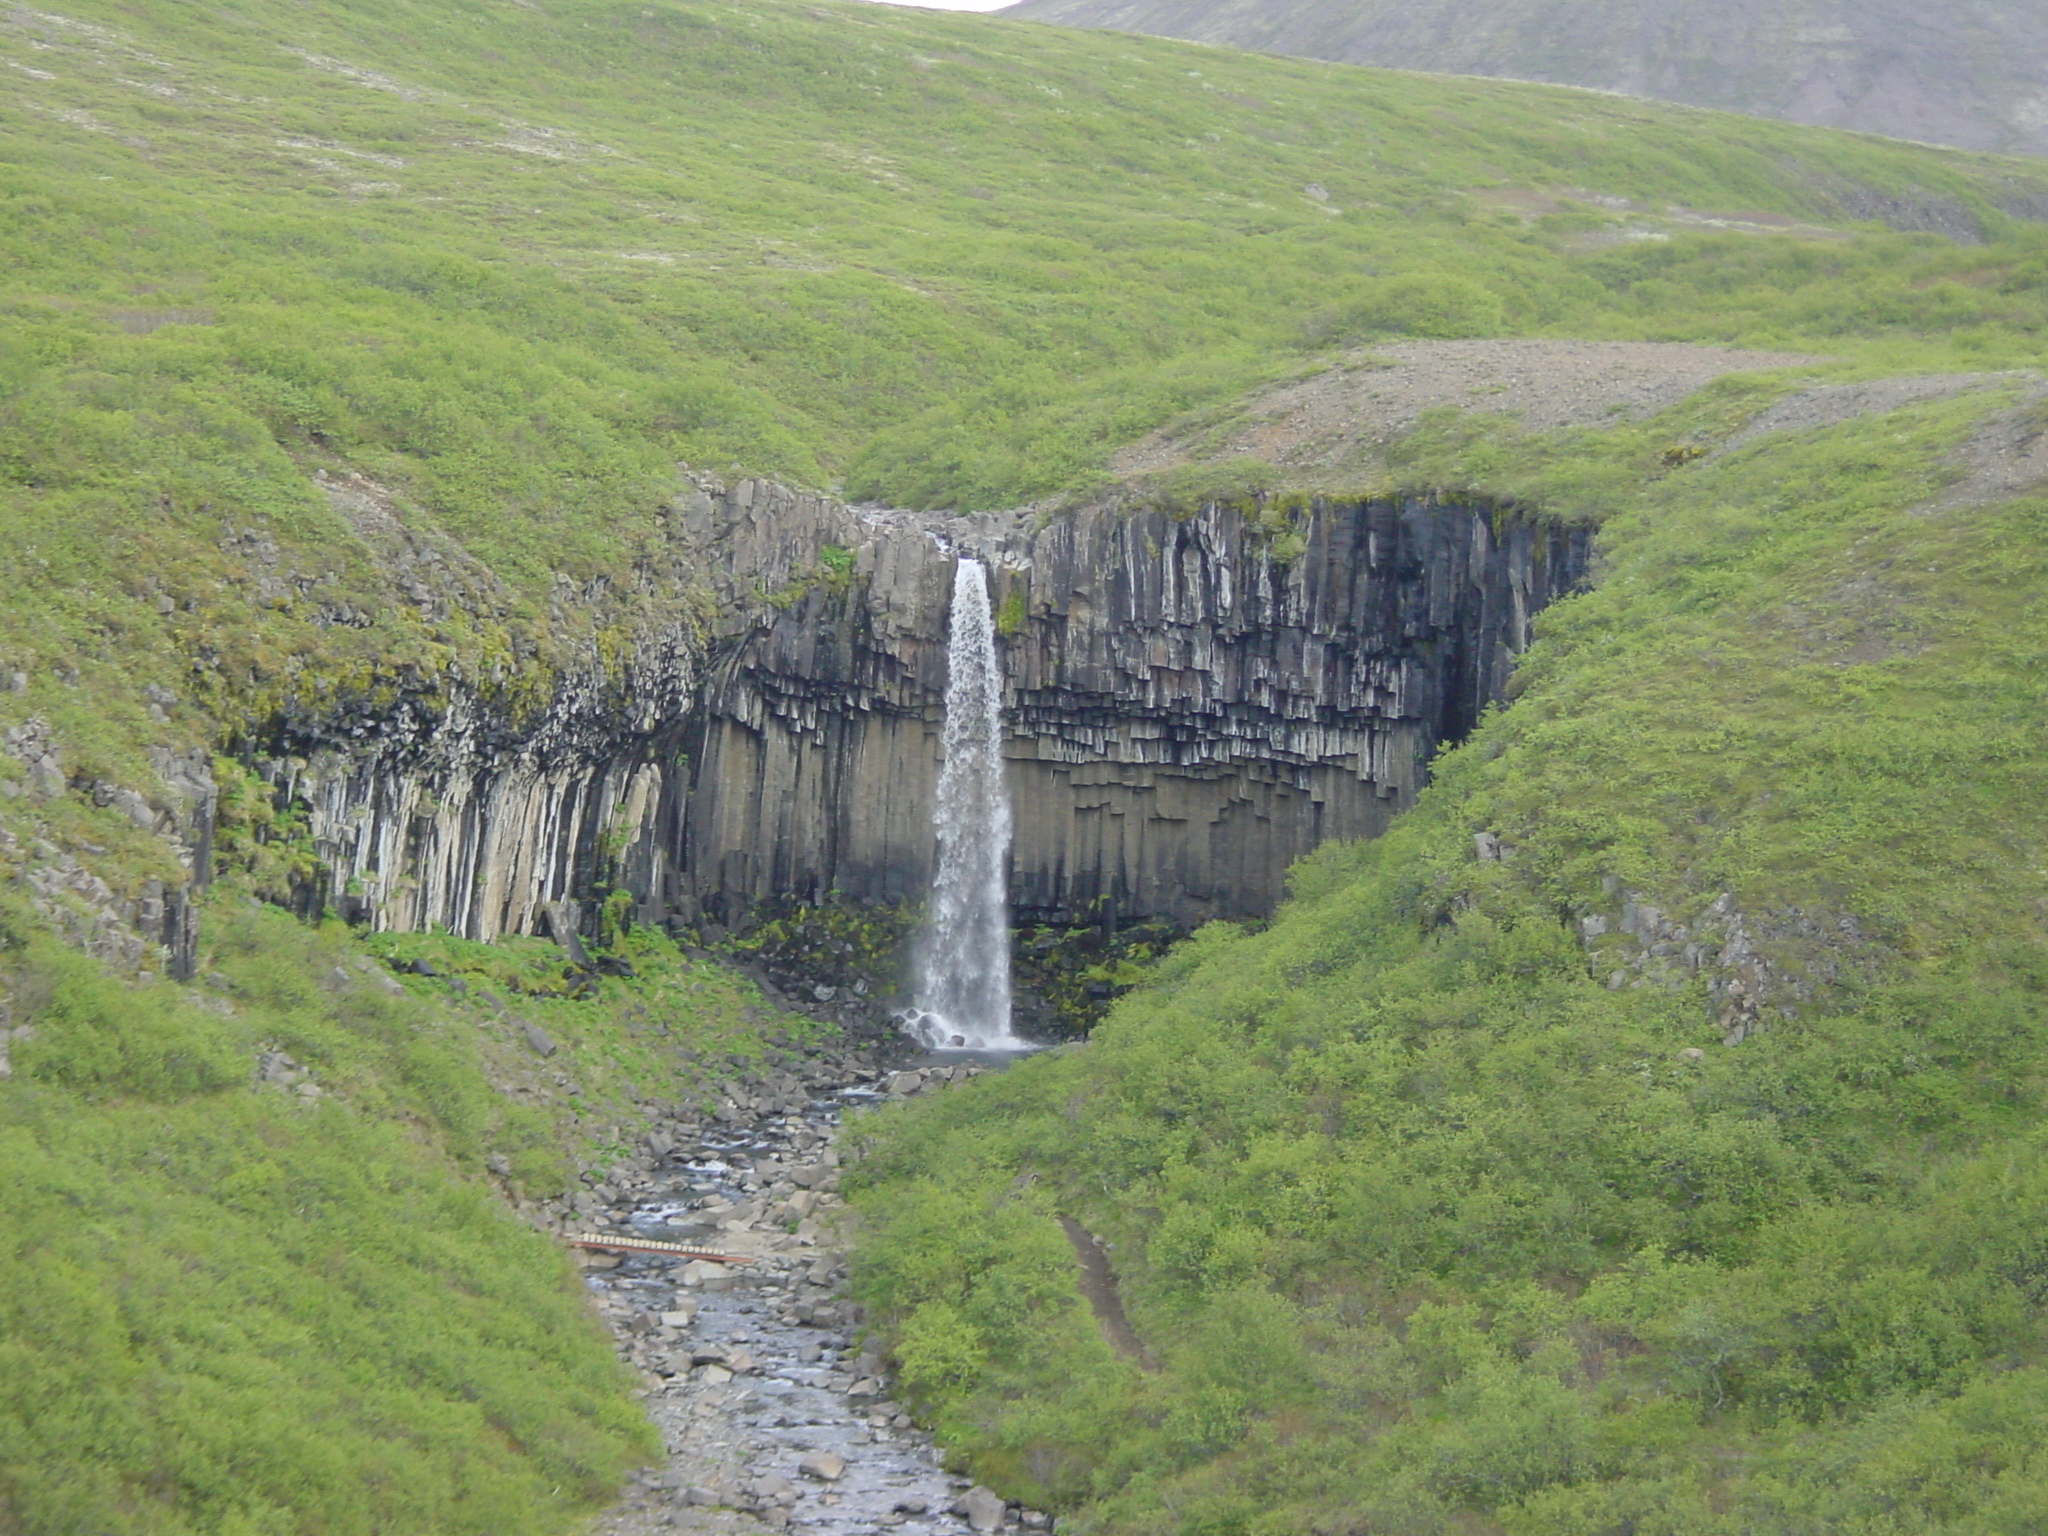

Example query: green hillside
[6,0,2048,538]
[850,379,2048,1531]
[7,0,2048,1531]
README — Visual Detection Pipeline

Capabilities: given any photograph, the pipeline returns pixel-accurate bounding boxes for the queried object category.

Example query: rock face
[267,477,1586,942]
[3,722,216,978]
[685,493,1587,929]
[268,617,701,941]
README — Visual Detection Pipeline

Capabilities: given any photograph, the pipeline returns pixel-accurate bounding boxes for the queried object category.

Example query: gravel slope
[1109,339,1818,478]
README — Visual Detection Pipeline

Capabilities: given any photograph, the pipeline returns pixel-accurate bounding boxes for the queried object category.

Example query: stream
[586,1059,1042,1536]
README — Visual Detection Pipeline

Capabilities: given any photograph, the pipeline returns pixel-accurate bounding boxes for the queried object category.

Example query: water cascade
[901,557,1025,1050]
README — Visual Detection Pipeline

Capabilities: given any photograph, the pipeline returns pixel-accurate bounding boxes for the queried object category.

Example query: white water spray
[902,558,1025,1051]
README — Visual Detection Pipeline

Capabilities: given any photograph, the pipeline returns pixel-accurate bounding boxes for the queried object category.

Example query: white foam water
[901,557,1027,1051]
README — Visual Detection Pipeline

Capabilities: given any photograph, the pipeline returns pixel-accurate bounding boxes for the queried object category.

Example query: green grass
[6,0,2048,744]
[0,885,823,1531]
[846,388,2048,1534]
[9,1,2048,1531]
[6,0,2048,550]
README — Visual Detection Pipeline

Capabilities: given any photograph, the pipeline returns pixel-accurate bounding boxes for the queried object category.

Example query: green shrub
[14,944,243,1100]
[1319,272,1509,341]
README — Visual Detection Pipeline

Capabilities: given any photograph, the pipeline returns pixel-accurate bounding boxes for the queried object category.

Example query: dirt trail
[1056,1216,1154,1370]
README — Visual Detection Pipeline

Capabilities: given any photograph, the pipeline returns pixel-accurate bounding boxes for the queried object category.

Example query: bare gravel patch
[1918,380,2048,515]
[1714,373,2030,457]
[1110,339,1820,477]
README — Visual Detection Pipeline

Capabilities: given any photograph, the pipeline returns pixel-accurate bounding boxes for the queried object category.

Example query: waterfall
[902,557,1025,1050]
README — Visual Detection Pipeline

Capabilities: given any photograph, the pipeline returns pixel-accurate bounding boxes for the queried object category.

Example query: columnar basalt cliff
[263,477,1587,948]
[683,492,1588,931]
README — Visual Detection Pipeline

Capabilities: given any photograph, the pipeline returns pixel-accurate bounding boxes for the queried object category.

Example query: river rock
[798,1451,846,1481]
[961,1486,1008,1532]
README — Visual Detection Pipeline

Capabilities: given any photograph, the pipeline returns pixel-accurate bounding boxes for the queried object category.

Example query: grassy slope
[7,0,2048,777]
[6,0,2048,541]
[0,874,841,1532]
[6,1,2048,1531]
[848,386,2048,1532]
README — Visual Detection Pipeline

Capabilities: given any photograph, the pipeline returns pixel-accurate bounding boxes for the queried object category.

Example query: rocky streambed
[571,1056,1046,1536]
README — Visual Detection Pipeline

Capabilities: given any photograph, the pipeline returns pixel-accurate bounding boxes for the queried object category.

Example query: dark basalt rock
[678,490,1588,931]
[262,477,1587,946]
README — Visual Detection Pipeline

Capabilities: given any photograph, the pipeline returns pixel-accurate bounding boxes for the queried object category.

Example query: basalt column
[676,493,1589,934]
[989,497,1588,927]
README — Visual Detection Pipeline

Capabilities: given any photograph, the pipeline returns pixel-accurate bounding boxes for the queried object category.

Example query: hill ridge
[998,0,2048,157]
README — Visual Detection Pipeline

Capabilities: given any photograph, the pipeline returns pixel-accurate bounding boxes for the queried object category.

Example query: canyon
[267,478,1589,971]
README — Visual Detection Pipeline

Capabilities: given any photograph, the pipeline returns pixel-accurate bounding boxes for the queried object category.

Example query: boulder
[963,1487,1008,1532]
[797,1451,846,1482]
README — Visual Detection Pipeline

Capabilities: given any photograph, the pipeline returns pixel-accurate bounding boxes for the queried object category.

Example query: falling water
[901,558,1025,1051]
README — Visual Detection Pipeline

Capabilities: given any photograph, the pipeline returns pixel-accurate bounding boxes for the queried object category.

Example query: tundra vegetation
[4,0,2048,1531]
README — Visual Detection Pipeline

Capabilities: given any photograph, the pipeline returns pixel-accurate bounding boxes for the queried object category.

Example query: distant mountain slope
[998,0,2048,155]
